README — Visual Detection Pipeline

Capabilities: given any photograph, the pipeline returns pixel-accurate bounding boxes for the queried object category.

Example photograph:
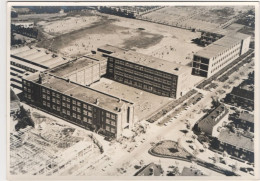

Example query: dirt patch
[37,16,124,51]
[123,31,163,50]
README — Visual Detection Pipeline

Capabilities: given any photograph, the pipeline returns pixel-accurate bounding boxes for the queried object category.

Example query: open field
[35,12,201,65]
[91,78,172,122]
[141,6,253,31]
[37,15,101,36]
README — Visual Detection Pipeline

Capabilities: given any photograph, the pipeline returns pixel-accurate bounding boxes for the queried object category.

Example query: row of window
[115,69,175,87]
[106,119,116,126]
[106,125,116,133]
[112,58,174,79]
[24,93,31,99]
[212,48,240,66]
[23,86,31,93]
[11,61,37,73]
[211,54,239,73]
[212,43,240,60]
[23,80,31,87]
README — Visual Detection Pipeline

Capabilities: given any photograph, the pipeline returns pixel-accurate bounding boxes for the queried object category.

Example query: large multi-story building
[192,33,251,78]
[22,73,134,139]
[48,54,107,86]
[98,45,193,99]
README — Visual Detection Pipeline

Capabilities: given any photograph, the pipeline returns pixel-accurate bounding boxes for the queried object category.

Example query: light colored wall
[212,113,229,137]
[240,36,251,55]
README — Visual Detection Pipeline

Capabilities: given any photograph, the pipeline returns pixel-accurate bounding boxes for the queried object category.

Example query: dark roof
[230,87,254,101]
[239,112,254,123]
[198,104,228,131]
[218,129,254,152]
[181,167,205,176]
[135,163,163,176]
[10,88,20,102]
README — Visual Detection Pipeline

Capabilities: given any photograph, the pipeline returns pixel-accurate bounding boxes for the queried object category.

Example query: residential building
[225,80,254,111]
[180,167,206,176]
[196,104,228,137]
[135,163,163,176]
[192,33,251,78]
[99,45,193,99]
[22,72,134,139]
[234,112,254,132]
[217,129,254,162]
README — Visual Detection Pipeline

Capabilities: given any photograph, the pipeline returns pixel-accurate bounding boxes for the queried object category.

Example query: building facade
[234,112,254,132]
[48,55,107,86]
[217,129,254,163]
[192,33,251,78]
[196,104,228,137]
[22,73,134,139]
[99,45,192,99]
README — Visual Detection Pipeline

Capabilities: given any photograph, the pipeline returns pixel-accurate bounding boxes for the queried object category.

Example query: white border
[4,1,260,181]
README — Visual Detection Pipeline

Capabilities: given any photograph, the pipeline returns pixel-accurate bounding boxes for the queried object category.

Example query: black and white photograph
[4,1,259,180]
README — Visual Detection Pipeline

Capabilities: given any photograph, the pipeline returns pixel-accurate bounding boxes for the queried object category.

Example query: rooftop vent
[96,98,99,105]
[174,68,179,71]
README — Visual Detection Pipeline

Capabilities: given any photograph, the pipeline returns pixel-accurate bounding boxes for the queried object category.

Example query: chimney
[96,98,99,105]
[67,79,70,83]
[70,94,73,97]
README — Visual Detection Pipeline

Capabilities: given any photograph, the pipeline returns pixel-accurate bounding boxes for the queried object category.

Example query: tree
[214,153,220,163]
[232,162,239,172]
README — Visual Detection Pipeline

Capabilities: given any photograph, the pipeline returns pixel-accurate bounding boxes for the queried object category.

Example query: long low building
[217,129,254,163]
[192,32,251,78]
[22,73,134,139]
[10,46,69,92]
[98,45,193,99]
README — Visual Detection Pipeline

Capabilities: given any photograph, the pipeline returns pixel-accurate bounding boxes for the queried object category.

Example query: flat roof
[83,53,107,62]
[195,32,251,59]
[102,45,191,75]
[11,46,68,69]
[218,129,254,152]
[28,73,132,113]
[48,57,99,77]
[11,46,31,54]
[11,57,46,72]
[195,44,227,59]
[97,44,128,54]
